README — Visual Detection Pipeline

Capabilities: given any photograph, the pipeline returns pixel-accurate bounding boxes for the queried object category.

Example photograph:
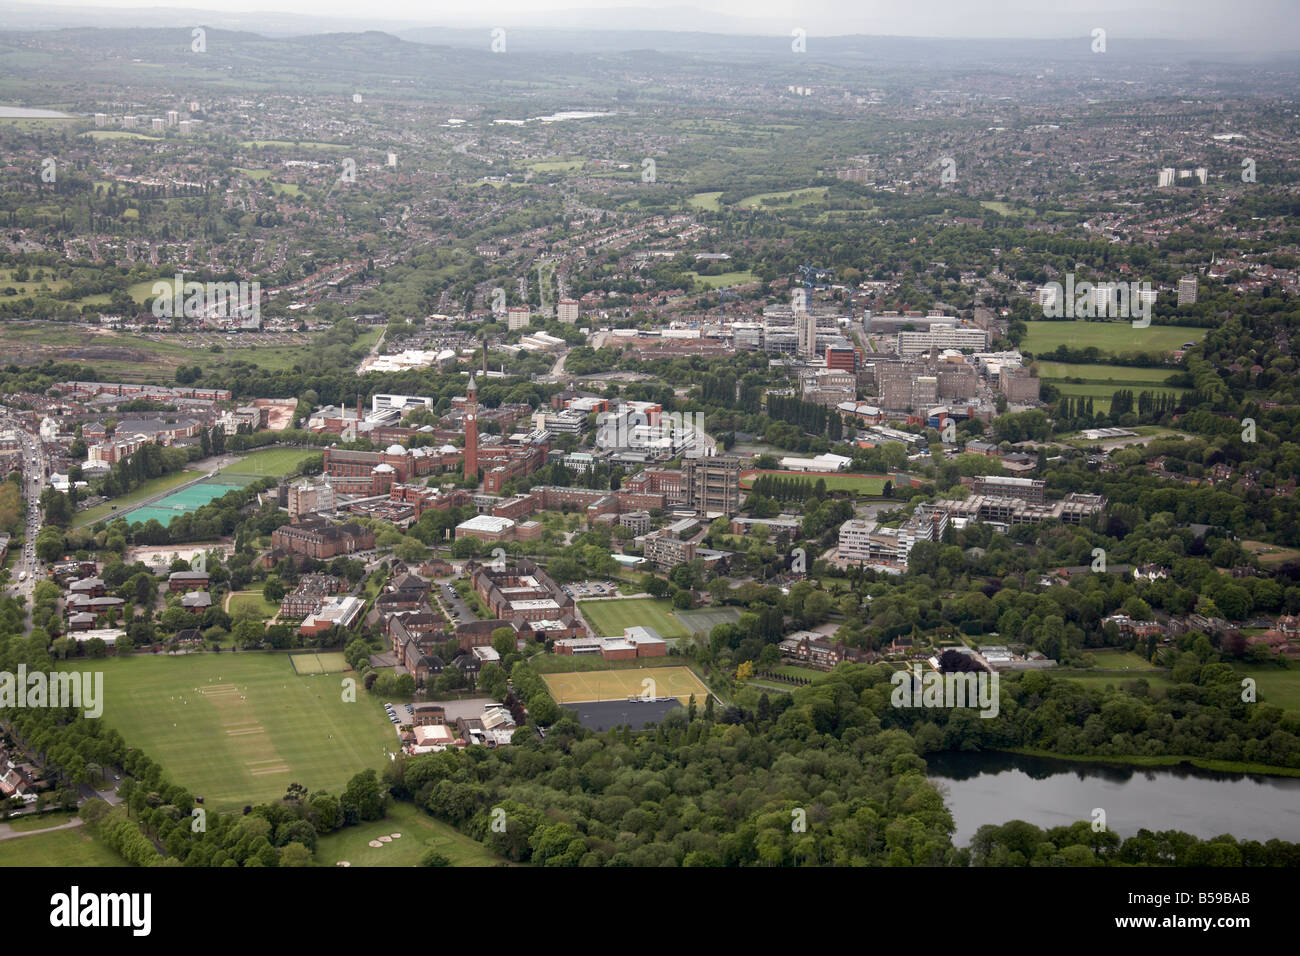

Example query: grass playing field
[542,665,713,704]
[67,654,394,811]
[686,270,759,289]
[688,191,723,211]
[736,186,828,209]
[1022,321,1204,356]
[740,470,889,494]
[0,825,124,867]
[1035,362,1179,384]
[312,801,505,867]
[219,447,318,479]
[578,597,689,639]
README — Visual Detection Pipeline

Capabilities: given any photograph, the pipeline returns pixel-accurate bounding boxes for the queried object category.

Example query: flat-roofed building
[897,324,988,356]
[287,478,335,519]
[455,514,516,541]
[299,595,365,635]
[974,475,1045,504]
[682,455,742,515]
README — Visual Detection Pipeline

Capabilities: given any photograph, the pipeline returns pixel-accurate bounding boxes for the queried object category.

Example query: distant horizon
[6,0,1300,49]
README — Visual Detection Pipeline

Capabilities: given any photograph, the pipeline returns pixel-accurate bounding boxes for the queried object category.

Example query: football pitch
[542,665,713,704]
[220,447,318,479]
[578,597,689,638]
[1021,321,1203,355]
[68,654,394,810]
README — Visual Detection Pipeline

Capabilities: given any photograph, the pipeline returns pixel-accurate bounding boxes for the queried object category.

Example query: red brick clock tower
[464,373,479,483]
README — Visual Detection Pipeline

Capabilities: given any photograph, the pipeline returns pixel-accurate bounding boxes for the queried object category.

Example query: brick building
[271,517,375,559]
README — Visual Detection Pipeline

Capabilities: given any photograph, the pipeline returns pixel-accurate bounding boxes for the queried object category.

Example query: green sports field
[0,825,124,867]
[736,186,828,209]
[542,665,713,704]
[219,447,317,479]
[1049,382,1187,412]
[741,470,888,494]
[578,597,689,639]
[68,654,394,811]
[312,801,505,867]
[72,469,203,528]
[1022,321,1204,355]
[686,270,758,290]
[121,481,244,526]
[1035,362,1179,384]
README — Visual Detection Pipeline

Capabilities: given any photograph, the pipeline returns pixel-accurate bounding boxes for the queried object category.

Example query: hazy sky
[27,0,1300,44]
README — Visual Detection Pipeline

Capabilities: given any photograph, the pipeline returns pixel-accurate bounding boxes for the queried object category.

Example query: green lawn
[688,191,723,211]
[771,664,830,683]
[1234,665,1300,712]
[226,589,280,620]
[220,447,317,479]
[1035,362,1178,385]
[1052,662,1300,714]
[0,824,124,866]
[525,158,584,173]
[73,469,203,528]
[741,470,888,494]
[980,200,1034,216]
[577,597,690,639]
[81,130,161,141]
[0,322,380,380]
[1042,671,1177,695]
[6,810,78,832]
[313,801,506,867]
[1023,322,1204,356]
[1088,649,1161,669]
[67,654,394,811]
[736,187,828,209]
[686,270,758,290]
[0,269,70,295]
[1049,382,1187,412]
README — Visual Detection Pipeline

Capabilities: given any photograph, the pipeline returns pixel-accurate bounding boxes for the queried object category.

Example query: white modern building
[897,323,989,356]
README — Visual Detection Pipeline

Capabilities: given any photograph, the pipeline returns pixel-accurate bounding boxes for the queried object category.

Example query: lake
[928,751,1300,846]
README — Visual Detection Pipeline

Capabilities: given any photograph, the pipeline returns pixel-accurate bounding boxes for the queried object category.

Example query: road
[0,817,84,841]
[0,408,48,621]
